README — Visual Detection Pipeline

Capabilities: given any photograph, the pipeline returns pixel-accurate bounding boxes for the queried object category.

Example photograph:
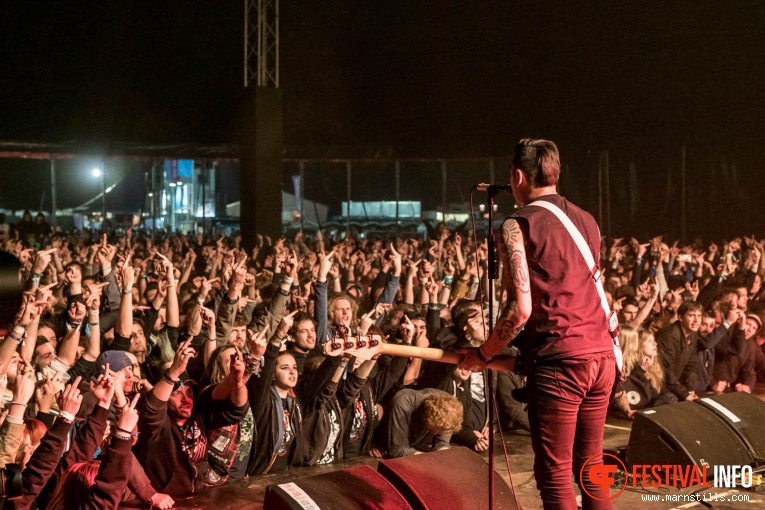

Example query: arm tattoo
[510,250,530,294]
[502,219,530,294]
[497,318,524,343]
[502,219,521,247]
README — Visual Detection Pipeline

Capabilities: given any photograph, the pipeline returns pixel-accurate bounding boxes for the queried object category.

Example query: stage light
[92,168,102,178]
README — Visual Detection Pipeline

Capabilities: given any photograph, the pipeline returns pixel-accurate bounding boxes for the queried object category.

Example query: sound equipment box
[695,392,765,462]
[626,393,765,472]
[376,447,519,510]
[263,465,412,510]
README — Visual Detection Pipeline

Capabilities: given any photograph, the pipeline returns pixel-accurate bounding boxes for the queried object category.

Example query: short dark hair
[678,300,703,318]
[511,138,560,188]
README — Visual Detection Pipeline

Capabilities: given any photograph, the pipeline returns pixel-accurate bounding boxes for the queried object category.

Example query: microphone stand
[485,187,500,510]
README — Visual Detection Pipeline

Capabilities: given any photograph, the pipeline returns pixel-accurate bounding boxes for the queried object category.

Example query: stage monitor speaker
[695,392,765,462]
[376,447,519,510]
[263,465,412,510]
[626,399,754,473]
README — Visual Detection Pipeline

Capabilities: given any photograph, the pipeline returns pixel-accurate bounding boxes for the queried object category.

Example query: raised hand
[90,365,116,408]
[168,338,196,379]
[400,315,415,344]
[247,327,269,358]
[319,250,335,280]
[32,248,56,275]
[116,393,141,434]
[13,360,36,406]
[58,376,84,418]
[276,310,299,338]
[388,243,402,275]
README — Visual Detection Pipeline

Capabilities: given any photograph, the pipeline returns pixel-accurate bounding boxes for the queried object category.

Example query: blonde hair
[621,325,663,393]
[619,324,641,374]
[639,330,664,393]
[423,393,463,435]
[328,294,359,328]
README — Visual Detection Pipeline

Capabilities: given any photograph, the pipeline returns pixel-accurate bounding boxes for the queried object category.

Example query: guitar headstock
[323,328,385,360]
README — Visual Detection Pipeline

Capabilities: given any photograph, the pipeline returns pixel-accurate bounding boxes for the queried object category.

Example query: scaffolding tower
[244,0,279,88]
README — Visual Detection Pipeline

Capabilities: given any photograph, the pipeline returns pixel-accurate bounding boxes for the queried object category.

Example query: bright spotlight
[92,168,102,178]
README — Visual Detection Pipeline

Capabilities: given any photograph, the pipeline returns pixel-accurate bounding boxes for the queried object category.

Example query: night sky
[1,2,764,234]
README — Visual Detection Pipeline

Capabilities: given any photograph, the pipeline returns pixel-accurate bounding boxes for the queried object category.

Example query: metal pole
[395,160,400,232]
[441,160,447,220]
[299,161,305,233]
[151,161,157,236]
[598,152,603,228]
[101,159,106,233]
[485,189,500,510]
[50,158,57,229]
[202,160,207,236]
[681,145,686,242]
[605,150,611,236]
[346,161,352,236]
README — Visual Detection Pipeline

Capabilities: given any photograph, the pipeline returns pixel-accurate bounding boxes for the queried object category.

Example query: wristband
[70,320,82,327]
[476,347,492,365]
[113,431,132,441]
[443,275,454,285]
[122,289,132,295]
[163,372,181,386]
[5,415,23,425]
[88,322,99,327]
[14,321,29,330]
[9,401,27,408]
[116,426,134,435]
[7,331,22,342]
[12,326,26,336]
[102,265,112,273]
[59,410,75,423]
[32,272,42,279]
[282,277,294,286]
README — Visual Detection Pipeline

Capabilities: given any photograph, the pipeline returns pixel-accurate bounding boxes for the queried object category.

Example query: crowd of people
[0,215,761,508]
[606,236,765,416]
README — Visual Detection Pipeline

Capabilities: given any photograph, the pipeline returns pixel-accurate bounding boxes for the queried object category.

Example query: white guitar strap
[524,200,623,373]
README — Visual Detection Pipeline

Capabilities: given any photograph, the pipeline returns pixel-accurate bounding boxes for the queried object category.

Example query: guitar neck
[379,343,516,373]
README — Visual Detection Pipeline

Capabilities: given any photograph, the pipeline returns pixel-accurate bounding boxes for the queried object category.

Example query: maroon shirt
[512,194,612,362]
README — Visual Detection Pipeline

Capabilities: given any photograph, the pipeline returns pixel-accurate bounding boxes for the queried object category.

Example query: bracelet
[166,283,176,288]
[116,426,134,435]
[14,321,29,329]
[476,347,492,365]
[88,322,99,327]
[7,331,22,342]
[59,410,75,423]
[282,277,294,286]
[122,289,132,295]
[113,431,132,441]
[163,372,181,386]
[9,401,27,408]
[12,326,26,336]
[443,275,454,285]
[102,266,112,273]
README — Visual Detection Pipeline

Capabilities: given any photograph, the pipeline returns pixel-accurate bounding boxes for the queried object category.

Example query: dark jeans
[527,352,616,510]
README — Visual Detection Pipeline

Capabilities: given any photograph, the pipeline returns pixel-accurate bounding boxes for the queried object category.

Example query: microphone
[475,183,512,193]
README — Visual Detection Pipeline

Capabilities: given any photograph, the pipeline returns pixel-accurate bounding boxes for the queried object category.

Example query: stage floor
[152,410,765,510]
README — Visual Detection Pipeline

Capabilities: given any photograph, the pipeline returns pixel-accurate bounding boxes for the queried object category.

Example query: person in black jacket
[245,313,344,476]
[133,338,249,497]
[655,300,704,401]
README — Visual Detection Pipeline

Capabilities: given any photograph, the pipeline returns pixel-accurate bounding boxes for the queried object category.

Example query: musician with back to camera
[460,138,617,510]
